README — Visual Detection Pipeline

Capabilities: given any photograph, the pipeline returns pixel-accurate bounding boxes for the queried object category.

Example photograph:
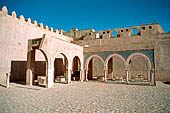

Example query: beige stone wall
[72,23,170,82]
[129,55,149,81]
[0,6,75,85]
[109,56,125,79]
[155,38,170,81]
[92,57,104,77]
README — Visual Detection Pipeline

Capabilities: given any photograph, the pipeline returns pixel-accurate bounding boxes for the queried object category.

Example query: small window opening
[96,33,100,39]
[121,30,123,32]
[126,29,128,32]
[149,26,152,29]
[112,31,117,37]
[142,27,145,30]
[132,28,138,35]
[107,31,109,33]
[89,33,91,35]
[103,32,105,34]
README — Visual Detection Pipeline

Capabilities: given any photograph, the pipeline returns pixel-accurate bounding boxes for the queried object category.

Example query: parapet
[67,22,165,40]
[0,6,60,35]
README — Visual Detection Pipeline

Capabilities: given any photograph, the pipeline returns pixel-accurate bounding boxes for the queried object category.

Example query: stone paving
[0,81,170,113]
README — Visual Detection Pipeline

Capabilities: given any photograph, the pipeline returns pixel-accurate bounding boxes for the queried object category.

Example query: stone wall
[0,6,73,85]
[71,23,170,82]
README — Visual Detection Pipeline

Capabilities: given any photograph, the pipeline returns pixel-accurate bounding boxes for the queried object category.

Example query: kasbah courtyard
[0,0,170,113]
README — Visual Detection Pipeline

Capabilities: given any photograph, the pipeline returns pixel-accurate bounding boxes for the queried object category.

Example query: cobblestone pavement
[0,81,170,113]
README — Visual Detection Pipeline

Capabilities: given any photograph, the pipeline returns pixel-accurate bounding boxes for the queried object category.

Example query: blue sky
[0,0,170,32]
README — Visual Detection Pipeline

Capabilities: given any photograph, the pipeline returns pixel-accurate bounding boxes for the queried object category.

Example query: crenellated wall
[0,5,170,85]
[0,6,74,84]
[66,21,170,82]
[64,22,164,41]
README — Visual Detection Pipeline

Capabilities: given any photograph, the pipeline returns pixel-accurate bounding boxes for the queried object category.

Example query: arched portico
[71,56,81,81]
[52,52,70,84]
[105,54,126,82]
[26,34,84,88]
[84,55,106,81]
[26,40,50,88]
[126,53,154,84]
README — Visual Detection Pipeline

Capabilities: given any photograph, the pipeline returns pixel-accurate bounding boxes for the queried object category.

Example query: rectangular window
[142,27,145,30]
[149,26,152,29]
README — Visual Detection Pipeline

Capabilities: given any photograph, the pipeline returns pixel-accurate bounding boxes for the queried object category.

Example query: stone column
[26,43,35,86]
[67,69,72,84]
[150,69,156,86]
[85,69,88,82]
[6,73,10,88]
[46,68,54,88]
[104,69,108,82]
[126,69,129,84]
[80,69,84,82]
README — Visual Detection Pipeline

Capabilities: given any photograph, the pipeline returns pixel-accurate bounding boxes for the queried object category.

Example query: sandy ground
[0,81,170,113]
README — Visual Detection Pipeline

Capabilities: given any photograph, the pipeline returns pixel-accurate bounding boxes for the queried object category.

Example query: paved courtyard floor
[0,81,170,113]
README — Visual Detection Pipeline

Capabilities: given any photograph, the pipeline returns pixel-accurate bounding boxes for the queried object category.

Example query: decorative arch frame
[52,52,70,69]
[126,52,152,70]
[85,55,105,70]
[105,54,126,69]
[71,55,83,70]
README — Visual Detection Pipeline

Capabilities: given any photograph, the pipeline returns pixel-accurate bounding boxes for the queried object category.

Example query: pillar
[46,68,54,88]
[80,69,84,82]
[67,69,72,84]
[26,40,35,86]
[104,69,107,82]
[6,73,10,88]
[126,69,129,84]
[150,69,156,86]
[85,69,88,82]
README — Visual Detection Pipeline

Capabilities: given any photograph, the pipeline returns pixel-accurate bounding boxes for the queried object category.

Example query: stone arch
[52,52,70,66]
[52,52,70,83]
[26,48,49,86]
[105,54,126,69]
[85,55,105,70]
[36,49,49,75]
[71,56,81,81]
[85,55,105,80]
[105,54,126,80]
[71,55,83,69]
[126,53,152,69]
[126,53,152,81]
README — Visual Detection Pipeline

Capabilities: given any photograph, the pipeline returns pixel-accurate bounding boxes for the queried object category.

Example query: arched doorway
[72,56,81,81]
[85,55,105,80]
[34,49,48,86]
[26,49,48,87]
[105,54,126,82]
[127,53,152,82]
[54,53,68,84]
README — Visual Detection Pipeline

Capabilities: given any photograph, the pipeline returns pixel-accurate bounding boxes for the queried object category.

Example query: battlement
[0,6,63,35]
[64,22,165,40]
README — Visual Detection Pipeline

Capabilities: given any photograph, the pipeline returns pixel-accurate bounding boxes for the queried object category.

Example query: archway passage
[26,49,48,87]
[34,49,47,86]
[107,55,126,82]
[87,56,104,80]
[72,56,81,81]
[128,55,151,82]
[54,53,68,83]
